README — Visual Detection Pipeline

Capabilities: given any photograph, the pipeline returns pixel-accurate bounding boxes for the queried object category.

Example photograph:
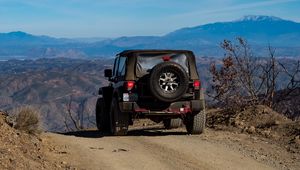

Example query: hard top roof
[118,49,193,56]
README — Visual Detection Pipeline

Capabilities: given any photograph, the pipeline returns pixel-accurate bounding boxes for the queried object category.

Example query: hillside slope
[1,57,299,132]
[0,112,59,169]
[0,58,113,132]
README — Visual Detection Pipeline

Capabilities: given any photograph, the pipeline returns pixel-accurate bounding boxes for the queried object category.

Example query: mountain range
[1,15,300,59]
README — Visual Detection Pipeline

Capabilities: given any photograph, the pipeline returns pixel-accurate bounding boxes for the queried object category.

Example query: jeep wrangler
[96,50,205,135]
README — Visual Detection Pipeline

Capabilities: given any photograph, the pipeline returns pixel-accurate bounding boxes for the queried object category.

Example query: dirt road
[43,126,290,170]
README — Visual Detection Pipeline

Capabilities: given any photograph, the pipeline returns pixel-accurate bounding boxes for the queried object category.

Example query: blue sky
[0,0,299,38]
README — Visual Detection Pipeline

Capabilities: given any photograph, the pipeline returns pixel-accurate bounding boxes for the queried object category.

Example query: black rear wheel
[109,98,129,136]
[185,110,206,134]
[95,98,110,133]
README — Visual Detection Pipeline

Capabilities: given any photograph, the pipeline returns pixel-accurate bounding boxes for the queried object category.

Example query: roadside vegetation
[209,37,300,119]
[207,37,300,158]
[5,106,42,134]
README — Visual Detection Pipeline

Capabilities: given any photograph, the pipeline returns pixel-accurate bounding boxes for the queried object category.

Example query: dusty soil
[1,106,299,170]
[0,112,58,170]
[43,123,299,170]
[206,105,300,155]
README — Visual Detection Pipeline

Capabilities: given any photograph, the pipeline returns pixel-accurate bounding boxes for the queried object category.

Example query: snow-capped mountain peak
[238,15,283,22]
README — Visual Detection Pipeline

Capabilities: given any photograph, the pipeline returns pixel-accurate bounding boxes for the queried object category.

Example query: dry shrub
[13,107,42,134]
[209,38,300,112]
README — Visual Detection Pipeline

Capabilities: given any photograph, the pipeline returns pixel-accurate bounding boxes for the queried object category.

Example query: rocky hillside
[207,105,300,154]
[0,57,218,132]
[0,57,299,132]
[0,58,113,132]
[0,111,57,169]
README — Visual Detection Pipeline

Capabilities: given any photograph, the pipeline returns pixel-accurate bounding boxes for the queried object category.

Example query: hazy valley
[0,58,112,131]
[0,57,214,131]
[0,56,299,132]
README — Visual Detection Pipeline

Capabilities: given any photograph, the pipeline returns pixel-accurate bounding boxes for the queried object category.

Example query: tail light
[193,80,201,90]
[162,56,170,61]
[124,81,135,91]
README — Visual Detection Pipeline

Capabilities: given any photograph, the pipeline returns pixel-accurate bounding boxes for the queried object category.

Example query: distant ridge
[0,15,300,59]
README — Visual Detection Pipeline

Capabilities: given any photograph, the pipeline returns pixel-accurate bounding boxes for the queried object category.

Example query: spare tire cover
[149,61,189,102]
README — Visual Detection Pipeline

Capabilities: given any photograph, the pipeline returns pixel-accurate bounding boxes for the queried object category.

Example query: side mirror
[104,69,112,78]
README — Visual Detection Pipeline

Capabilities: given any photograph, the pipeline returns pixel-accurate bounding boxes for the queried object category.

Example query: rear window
[136,53,189,77]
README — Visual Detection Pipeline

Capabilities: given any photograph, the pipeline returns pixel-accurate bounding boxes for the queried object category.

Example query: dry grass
[12,107,42,134]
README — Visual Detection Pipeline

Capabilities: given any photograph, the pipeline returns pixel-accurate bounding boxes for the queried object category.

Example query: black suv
[96,50,205,135]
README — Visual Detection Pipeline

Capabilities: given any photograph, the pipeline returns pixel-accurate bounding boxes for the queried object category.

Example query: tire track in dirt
[130,137,210,170]
[45,129,276,170]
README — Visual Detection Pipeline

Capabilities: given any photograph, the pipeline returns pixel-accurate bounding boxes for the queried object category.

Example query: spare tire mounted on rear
[149,61,189,102]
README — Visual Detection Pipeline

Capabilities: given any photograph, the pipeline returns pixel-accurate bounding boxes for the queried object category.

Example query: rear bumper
[119,100,204,115]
